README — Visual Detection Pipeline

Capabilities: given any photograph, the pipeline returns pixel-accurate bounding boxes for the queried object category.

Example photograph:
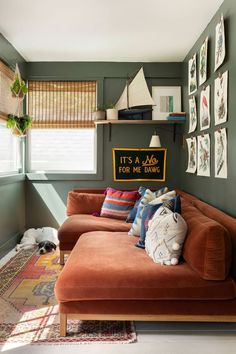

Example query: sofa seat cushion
[58,215,130,249]
[55,231,236,302]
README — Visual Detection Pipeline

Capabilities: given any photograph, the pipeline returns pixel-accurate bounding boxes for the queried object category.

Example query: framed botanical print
[188,53,197,95]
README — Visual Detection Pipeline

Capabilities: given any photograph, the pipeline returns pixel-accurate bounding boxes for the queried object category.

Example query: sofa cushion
[126,186,147,223]
[137,195,182,249]
[145,208,188,265]
[128,188,172,237]
[55,231,236,302]
[136,202,163,248]
[67,191,105,216]
[58,215,130,249]
[182,202,232,281]
[192,199,236,281]
[100,188,139,220]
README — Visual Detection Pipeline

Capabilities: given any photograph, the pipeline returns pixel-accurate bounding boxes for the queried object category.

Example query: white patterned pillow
[128,187,169,237]
[145,207,187,265]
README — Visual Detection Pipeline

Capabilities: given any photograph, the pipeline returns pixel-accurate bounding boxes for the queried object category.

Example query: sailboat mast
[126,79,129,109]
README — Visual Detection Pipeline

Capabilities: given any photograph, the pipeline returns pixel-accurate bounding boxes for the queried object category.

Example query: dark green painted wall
[0,34,26,257]
[0,33,26,75]
[0,177,25,258]
[25,62,183,228]
[181,0,236,217]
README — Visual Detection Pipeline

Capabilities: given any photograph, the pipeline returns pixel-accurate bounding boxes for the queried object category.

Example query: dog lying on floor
[16,227,59,254]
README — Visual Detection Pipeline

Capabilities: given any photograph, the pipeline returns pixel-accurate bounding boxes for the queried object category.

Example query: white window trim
[26,128,98,175]
[25,125,103,181]
[0,123,22,176]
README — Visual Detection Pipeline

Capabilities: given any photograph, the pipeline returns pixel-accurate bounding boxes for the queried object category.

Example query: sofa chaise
[55,189,236,336]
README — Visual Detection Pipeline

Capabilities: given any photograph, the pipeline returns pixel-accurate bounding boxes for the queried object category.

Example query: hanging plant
[10,74,28,98]
[7,63,33,137]
[7,114,32,137]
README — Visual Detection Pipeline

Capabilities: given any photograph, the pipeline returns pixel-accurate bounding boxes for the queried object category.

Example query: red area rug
[0,249,136,345]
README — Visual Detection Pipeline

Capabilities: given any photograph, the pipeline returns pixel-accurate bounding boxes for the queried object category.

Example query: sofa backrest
[177,190,236,282]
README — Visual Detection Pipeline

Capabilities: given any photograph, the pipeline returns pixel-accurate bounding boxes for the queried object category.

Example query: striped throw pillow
[100,188,139,220]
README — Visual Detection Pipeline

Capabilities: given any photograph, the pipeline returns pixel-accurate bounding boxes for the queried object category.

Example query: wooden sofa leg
[60,313,67,336]
[59,251,64,265]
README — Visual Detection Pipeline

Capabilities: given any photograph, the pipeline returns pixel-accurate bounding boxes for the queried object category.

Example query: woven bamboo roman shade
[0,60,18,121]
[28,81,97,128]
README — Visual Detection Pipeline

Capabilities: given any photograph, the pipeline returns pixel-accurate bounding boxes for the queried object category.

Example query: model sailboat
[115,67,155,119]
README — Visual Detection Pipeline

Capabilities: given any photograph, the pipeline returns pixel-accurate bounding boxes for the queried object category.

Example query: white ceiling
[0,0,224,62]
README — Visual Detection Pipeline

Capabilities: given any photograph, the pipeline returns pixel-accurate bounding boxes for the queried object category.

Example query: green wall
[0,176,25,258]
[25,62,183,228]
[0,33,26,75]
[181,0,236,217]
[0,34,26,257]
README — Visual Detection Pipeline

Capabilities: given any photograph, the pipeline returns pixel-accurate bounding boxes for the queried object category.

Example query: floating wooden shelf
[95,119,185,125]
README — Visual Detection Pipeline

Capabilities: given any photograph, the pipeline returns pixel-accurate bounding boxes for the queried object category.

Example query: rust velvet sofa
[55,189,236,336]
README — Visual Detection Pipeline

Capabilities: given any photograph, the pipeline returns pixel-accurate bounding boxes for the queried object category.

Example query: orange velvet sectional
[55,189,236,336]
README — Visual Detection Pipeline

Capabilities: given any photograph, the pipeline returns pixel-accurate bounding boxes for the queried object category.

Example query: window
[29,128,95,172]
[0,61,21,175]
[27,81,97,173]
[0,124,20,174]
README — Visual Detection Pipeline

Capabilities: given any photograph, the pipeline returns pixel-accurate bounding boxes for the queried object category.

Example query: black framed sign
[112,148,167,182]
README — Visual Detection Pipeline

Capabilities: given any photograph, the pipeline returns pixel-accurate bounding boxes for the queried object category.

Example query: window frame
[25,77,104,181]
[25,125,103,181]
[26,128,97,174]
[0,61,23,179]
[0,121,23,177]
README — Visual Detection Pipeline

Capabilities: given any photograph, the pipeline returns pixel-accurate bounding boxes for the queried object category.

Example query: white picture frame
[152,86,181,120]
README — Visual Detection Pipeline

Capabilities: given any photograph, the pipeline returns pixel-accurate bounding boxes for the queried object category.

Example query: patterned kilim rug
[0,249,136,345]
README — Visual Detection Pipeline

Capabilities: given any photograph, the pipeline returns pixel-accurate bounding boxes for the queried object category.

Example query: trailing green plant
[7,64,33,137]
[7,114,32,136]
[10,74,28,96]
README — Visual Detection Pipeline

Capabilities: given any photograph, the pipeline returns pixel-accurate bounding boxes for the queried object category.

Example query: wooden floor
[1,323,236,353]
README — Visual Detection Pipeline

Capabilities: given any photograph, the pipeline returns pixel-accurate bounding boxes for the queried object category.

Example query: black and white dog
[16,227,58,254]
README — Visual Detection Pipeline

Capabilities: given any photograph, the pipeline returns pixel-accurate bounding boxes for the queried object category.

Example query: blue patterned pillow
[163,195,181,214]
[126,186,146,223]
[136,195,181,249]
[128,187,168,236]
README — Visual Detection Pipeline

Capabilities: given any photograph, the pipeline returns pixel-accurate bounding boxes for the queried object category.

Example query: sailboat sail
[115,67,155,111]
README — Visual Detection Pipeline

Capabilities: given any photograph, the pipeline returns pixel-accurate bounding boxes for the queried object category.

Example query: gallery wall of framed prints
[186,14,228,180]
